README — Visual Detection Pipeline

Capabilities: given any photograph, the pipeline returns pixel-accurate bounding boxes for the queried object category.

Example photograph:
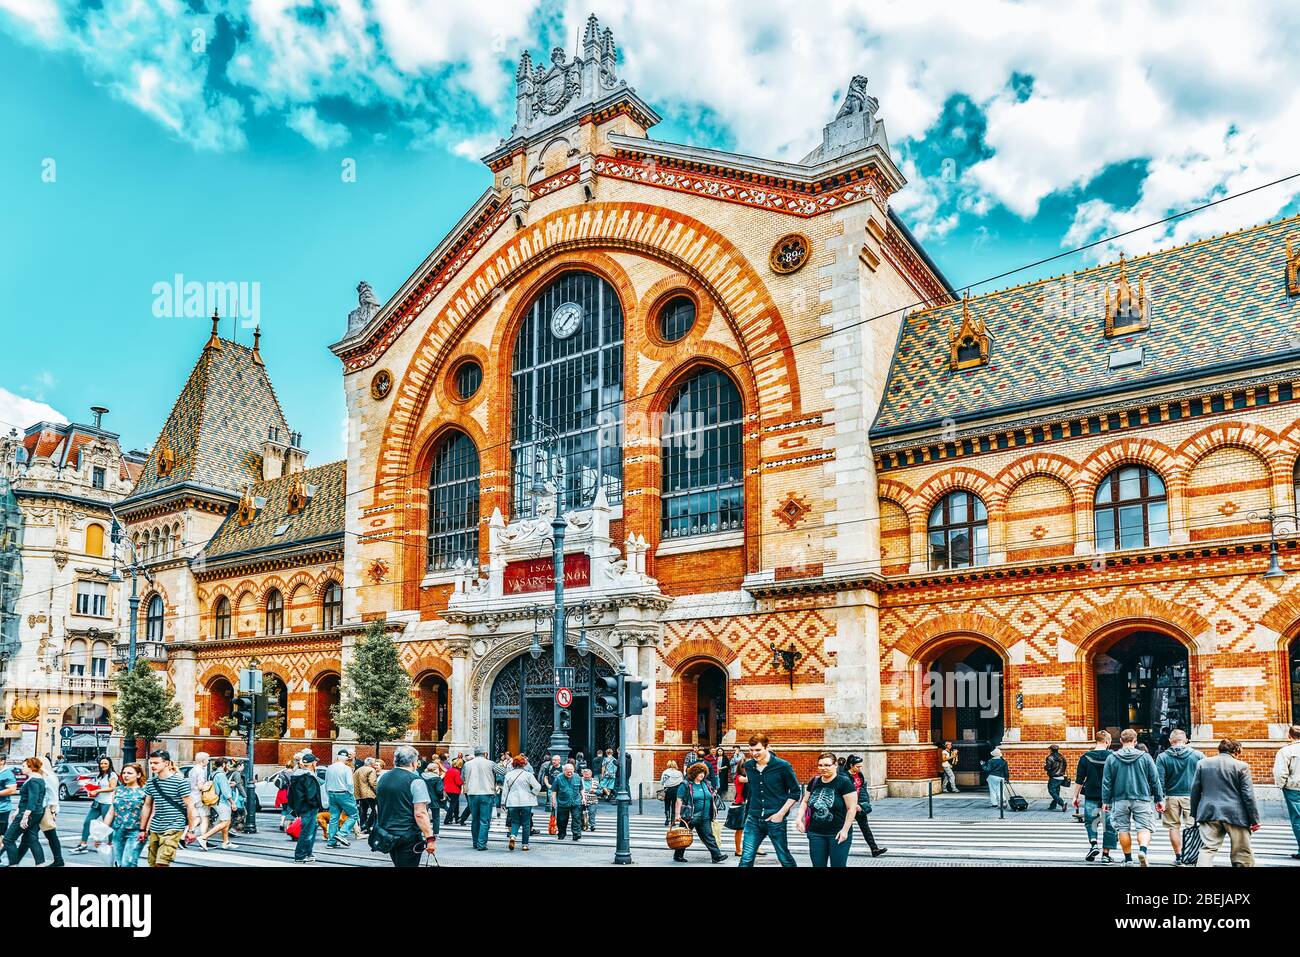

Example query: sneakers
[1137,848,1148,868]
[326,841,339,848]
[710,856,727,864]
[72,845,89,854]
[294,856,317,864]
[335,836,350,847]
[521,844,529,851]
[1085,847,1100,862]
[1099,854,1114,865]
[221,842,239,850]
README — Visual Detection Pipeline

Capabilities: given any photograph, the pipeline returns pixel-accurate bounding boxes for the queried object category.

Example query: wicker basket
[666,822,694,850]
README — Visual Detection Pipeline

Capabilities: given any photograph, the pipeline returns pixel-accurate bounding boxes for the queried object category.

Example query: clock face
[550,301,583,339]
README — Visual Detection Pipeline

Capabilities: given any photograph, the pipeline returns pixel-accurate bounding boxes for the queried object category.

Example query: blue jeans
[81,801,111,842]
[327,792,359,843]
[468,794,494,849]
[1283,788,1300,853]
[1083,798,1119,851]
[739,813,797,867]
[507,807,532,841]
[294,812,318,860]
[111,827,144,867]
[807,829,853,867]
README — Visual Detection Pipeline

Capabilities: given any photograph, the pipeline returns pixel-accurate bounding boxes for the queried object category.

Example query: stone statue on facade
[346,280,382,336]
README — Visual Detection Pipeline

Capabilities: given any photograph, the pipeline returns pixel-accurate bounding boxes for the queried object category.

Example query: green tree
[333,620,413,755]
[112,659,185,755]
[214,673,287,739]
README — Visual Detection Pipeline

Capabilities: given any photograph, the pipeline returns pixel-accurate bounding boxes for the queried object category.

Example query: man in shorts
[1101,728,1165,866]
[139,749,198,867]
[1155,729,1202,862]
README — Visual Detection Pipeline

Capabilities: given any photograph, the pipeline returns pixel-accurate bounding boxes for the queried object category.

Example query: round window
[658,296,696,343]
[455,361,483,401]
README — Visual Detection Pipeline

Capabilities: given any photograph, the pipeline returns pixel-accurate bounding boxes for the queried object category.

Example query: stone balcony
[112,640,168,665]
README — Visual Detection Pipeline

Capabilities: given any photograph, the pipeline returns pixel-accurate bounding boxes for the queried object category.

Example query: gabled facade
[330,15,951,784]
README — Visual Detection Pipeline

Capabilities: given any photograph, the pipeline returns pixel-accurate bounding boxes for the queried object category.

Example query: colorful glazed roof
[201,459,345,562]
[871,214,1300,437]
[128,338,291,499]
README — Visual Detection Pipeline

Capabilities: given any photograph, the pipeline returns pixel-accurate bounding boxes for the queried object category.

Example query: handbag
[286,816,302,839]
[1179,823,1203,865]
[368,824,398,853]
[548,813,558,835]
[724,802,746,830]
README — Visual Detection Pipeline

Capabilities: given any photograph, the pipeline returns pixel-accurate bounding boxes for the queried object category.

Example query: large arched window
[928,491,988,570]
[322,581,343,630]
[661,368,744,539]
[146,594,164,642]
[510,271,624,517]
[1094,465,1168,551]
[213,597,231,640]
[265,589,284,636]
[84,523,104,557]
[67,638,87,676]
[427,432,480,571]
[90,640,109,677]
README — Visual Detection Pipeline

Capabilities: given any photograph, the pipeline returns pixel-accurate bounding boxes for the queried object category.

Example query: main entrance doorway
[490,647,619,771]
[925,641,1005,788]
[1094,630,1190,752]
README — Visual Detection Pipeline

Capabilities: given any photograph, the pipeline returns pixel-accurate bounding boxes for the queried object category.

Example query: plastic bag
[88,818,114,843]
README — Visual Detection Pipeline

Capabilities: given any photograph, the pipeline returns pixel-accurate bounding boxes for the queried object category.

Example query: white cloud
[287,106,351,148]
[3,0,1299,250]
[0,386,66,432]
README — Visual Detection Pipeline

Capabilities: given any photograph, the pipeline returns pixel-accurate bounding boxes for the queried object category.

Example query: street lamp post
[1249,509,1300,579]
[109,511,150,765]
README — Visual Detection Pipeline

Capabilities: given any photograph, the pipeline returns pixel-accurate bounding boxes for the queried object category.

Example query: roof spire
[206,308,223,351]
[251,325,264,366]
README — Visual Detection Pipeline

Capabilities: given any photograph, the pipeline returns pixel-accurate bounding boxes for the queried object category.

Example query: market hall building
[328,16,950,787]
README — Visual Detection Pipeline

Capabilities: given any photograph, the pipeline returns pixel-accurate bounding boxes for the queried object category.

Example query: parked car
[176,762,327,814]
[52,763,96,801]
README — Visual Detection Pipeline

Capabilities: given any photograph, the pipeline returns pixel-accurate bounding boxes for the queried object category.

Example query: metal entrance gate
[490,645,618,770]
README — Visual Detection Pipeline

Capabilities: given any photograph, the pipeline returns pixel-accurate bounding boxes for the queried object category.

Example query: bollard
[999,779,1005,819]
[638,782,643,815]
[928,778,933,819]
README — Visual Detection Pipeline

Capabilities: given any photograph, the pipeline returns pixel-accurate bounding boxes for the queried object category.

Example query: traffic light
[624,678,647,717]
[232,694,254,734]
[252,693,268,724]
[595,675,620,716]
[558,708,572,732]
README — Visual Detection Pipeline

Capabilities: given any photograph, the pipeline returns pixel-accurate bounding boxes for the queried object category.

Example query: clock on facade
[550,301,583,339]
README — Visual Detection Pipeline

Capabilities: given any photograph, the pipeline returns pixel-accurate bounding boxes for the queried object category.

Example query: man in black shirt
[374,746,437,867]
[738,733,801,867]
[1070,730,1119,864]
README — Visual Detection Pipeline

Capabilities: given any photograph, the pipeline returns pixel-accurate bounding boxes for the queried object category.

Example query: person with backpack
[1071,730,1118,863]
[1191,738,1259,867]
[794,751,858,867]
[1043,745,1068,811]
[659,760,684,826]
[288,752,324,863]
[502,754,541,851]
[372,746,437,867]
[274,758,295,832]
[843,754,887,858]
[981,748,1010,808]
[672,761,727,864]
[1273,724,1300,859]
[195,758,238,850]
[1155,728,1202,862]
[1101,728,1165,867]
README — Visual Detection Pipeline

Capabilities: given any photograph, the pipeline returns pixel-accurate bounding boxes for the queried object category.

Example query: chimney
[90,406,108,430]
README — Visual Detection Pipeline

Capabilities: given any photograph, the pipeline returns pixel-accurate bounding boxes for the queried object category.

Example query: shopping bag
[88,818,114,842]
[548,813,558,835]
[1179,823,1203,865]
[286,816,302,839]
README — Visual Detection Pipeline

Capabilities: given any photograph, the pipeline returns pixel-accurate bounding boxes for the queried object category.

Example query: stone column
[168,645,197,762]
[446,634,472,756]
[825,590,886,797]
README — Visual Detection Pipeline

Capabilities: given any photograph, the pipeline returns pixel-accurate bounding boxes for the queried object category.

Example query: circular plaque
[769,233,811,274]
[550,301,583,339]
[370,369,392,400]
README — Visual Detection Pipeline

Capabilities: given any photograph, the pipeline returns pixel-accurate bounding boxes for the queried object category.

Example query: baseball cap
[299,752,319,764]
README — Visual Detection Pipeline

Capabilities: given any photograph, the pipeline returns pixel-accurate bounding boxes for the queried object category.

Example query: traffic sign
[60,727,74,741]
[556,687,573,708]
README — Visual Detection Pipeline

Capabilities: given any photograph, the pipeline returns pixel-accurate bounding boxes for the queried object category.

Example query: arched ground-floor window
[924,640,1005,788]
[678,659,727,747]
[1092,630,1190,753]
[414,672,450,743]
[1289,635,1299,725]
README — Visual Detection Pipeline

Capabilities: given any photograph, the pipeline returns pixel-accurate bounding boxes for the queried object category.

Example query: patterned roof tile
[201,460,345,561]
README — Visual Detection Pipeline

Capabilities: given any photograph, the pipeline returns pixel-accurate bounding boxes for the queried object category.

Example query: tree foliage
[332,620,413,749]
[112,659,185,751]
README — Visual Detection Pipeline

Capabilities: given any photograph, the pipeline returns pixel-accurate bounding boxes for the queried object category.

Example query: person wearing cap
[325,750,359,849]
[288,752,324,863]
[462,746,498,851]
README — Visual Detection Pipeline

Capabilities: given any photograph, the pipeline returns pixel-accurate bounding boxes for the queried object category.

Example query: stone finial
[517,49,533,81]
[583,13,600,47]
[205,308,222,351]
[251,325,264,366]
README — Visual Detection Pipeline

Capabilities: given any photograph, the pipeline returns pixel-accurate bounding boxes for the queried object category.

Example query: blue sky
[3,1,1299,462]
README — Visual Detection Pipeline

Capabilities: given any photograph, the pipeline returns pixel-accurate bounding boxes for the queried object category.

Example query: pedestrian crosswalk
[34,805,1300,867]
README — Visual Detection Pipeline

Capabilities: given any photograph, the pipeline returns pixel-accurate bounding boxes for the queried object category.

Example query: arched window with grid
[927,491,989,570]
[146,594,164,642]
[427,431,481,571]
[265,589,284,636]
[661,368,745,540]
[510,271,624,517]
[213,596,231,640]
[1094,465,1168,551]
[322,581,343,630]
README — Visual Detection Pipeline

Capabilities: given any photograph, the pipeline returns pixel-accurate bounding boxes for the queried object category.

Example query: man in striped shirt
[140,750,198,867]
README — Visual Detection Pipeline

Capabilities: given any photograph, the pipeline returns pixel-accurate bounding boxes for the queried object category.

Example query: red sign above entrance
[503,553,591,595]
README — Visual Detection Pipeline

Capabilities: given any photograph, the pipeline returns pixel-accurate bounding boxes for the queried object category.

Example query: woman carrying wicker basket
[669,762,727,864]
